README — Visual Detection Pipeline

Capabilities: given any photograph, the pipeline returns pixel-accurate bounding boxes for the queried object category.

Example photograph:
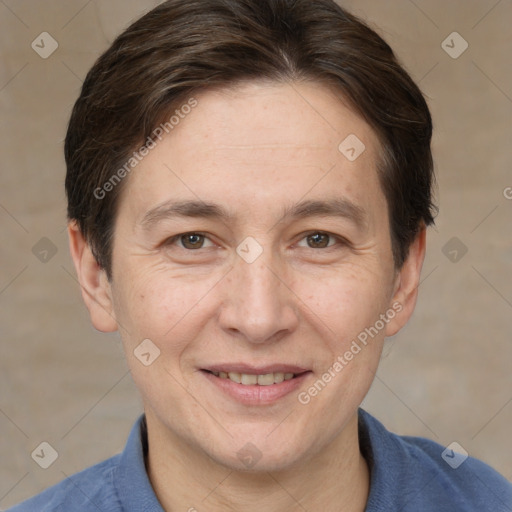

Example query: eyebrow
[139,197,367,231]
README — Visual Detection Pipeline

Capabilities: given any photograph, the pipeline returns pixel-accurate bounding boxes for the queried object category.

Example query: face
[71,80,424,472]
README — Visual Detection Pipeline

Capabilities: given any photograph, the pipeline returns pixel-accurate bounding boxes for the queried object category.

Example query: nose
[218,248,299,344]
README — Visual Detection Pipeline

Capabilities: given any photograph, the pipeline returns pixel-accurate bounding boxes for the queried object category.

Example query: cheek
[111,270,215,400]
[296,263,393,340]
[112,264,222,348]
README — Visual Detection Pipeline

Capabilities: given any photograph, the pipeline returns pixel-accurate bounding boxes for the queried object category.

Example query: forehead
[118,80,386,228]
[178,81,377,163]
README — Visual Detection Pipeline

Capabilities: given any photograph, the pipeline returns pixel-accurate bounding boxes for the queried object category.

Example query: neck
[145,411,370,512]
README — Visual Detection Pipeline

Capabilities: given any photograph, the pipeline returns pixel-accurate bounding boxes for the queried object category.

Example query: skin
[69,80,426,511]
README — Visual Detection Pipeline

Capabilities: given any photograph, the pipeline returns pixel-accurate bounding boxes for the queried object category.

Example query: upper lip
[202,363,310,375]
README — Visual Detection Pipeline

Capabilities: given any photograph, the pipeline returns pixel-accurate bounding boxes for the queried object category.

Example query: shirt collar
[358,408,405,509]
[114,414,165,511]
[113,410,384,511]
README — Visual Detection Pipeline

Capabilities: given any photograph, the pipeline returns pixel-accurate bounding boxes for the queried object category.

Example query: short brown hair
[65,0,436,278]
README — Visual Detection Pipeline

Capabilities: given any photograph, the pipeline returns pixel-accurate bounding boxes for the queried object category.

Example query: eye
[165,232,215,250]
[296,231,343,249]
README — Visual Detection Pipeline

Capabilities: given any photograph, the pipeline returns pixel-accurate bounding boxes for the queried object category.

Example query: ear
[385,226,427,337]
[67,221,118,333]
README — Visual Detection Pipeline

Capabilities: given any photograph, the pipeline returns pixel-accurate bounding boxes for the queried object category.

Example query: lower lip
[201,370,312,405]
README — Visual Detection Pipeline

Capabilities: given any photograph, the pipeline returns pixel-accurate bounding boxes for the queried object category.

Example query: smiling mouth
[203,370,308,386]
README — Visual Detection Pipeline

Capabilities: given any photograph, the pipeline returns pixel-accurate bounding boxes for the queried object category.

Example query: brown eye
[162,232,216,252]
[303,232,335,249]
[180,233,206,249]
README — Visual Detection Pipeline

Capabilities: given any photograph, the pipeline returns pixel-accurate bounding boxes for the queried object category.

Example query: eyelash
[163,231,347,251]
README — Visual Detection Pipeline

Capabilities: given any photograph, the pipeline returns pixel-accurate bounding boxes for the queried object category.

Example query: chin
[217,447,304,474]
[203,430,311,474]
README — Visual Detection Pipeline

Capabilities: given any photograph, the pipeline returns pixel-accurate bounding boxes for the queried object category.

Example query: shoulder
[6,455,122,512]
[399,434,512,510]
[8,415,161,512]
[359,409,512,511]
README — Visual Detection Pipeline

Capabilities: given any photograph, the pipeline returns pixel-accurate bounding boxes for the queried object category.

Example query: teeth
[274,372,285,383]
[241,373,258,385]
[211,371,297,385]
[257,373,274,386]
[228,372,241,383]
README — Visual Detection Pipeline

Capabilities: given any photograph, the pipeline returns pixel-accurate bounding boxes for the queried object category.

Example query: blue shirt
[8,409,512,511]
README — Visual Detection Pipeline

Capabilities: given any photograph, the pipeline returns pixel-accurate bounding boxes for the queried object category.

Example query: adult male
[10,0,512,510]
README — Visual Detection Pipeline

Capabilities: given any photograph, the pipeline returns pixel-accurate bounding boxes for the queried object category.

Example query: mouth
[200,365,312,404]
[203,369,306,386]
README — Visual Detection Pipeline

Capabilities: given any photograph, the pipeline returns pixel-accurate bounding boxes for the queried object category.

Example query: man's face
[89,81,415,470]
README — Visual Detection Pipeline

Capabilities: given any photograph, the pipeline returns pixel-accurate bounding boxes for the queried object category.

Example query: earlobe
[385,227,427,337]
[67,221,118,333]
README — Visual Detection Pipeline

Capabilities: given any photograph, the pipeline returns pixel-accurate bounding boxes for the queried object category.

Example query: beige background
[1,0,511,508]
